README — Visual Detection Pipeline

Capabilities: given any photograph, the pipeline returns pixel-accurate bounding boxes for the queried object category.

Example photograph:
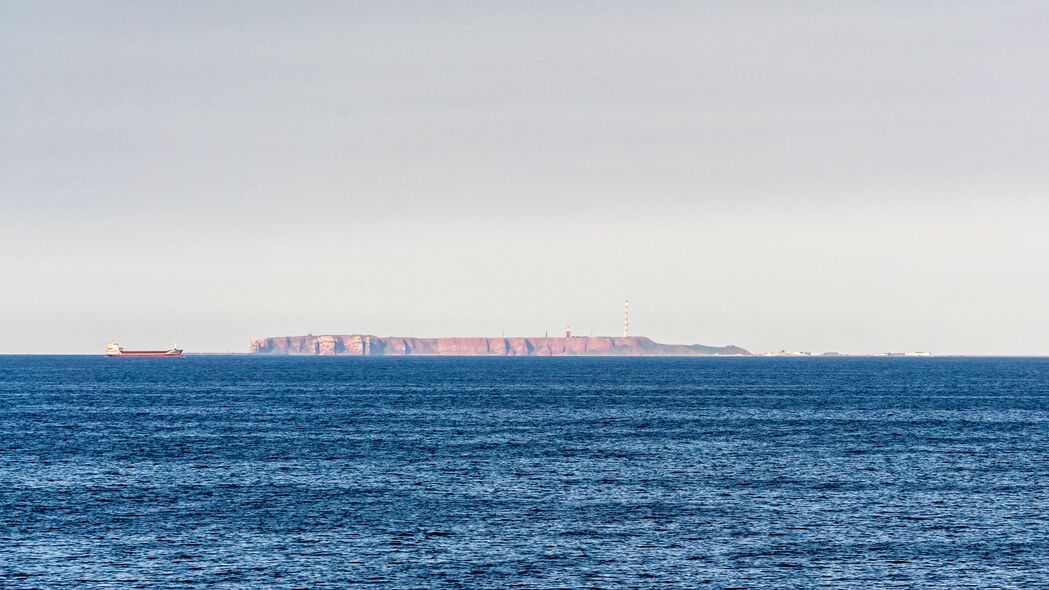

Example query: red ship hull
[106,342,182,357]
[107,351,183,358]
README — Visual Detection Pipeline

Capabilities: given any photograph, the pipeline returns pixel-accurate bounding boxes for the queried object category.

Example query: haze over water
[3,356,1048,587]
[3,2,1049,354]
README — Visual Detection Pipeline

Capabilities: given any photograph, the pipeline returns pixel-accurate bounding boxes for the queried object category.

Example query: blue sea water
[1,356,1048,588]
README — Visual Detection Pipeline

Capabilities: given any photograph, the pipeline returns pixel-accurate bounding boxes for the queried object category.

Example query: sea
[1,356,1047,588]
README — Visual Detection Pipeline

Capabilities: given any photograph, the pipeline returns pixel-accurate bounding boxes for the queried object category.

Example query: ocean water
[1,356,1048,588]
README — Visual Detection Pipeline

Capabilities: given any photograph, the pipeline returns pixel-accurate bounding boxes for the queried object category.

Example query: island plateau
[249,335,750,356]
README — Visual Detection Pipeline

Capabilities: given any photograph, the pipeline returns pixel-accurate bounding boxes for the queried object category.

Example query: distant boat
[106,342,183,357]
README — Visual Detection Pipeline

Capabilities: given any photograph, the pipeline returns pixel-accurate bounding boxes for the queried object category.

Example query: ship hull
[107,351,183,358]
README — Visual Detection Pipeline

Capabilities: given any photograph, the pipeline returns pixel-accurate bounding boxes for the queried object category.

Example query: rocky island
[249,334,750,356]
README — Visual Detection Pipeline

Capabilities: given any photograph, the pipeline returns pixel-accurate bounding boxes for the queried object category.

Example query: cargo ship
[106,342,183,357]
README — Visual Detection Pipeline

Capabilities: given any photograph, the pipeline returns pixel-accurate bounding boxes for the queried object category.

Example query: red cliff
[248,335,750,356]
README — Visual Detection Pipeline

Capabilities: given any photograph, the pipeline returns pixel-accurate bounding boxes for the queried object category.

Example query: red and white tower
[624,298,630,337]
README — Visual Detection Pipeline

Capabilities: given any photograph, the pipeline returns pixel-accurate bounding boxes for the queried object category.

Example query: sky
[2,1,1049,355]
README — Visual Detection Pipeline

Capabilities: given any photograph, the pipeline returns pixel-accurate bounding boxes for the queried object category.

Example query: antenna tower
[624,298,630,337]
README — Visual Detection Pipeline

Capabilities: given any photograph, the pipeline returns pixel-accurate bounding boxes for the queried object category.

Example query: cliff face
[249,335,750,356]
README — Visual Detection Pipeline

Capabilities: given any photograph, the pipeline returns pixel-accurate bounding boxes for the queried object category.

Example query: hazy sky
[3,1,1049,354]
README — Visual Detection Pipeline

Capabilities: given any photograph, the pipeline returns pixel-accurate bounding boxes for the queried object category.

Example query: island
[249,334,750,356]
